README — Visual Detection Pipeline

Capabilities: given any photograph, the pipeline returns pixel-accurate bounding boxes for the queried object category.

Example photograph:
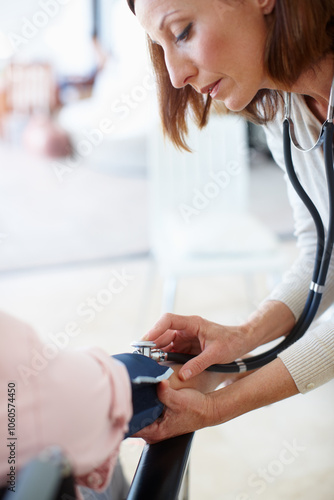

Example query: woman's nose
[164,50,196,89]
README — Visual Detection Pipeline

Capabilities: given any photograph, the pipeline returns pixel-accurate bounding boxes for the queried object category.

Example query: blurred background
[0,1,333,498]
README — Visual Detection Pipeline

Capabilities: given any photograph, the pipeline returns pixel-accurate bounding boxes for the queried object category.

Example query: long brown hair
[127,0,334,150]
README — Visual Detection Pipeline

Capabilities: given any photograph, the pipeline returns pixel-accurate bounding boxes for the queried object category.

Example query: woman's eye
[175,23,193,43]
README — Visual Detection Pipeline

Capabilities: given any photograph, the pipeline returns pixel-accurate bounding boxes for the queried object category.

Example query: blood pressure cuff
[112,353,173,438]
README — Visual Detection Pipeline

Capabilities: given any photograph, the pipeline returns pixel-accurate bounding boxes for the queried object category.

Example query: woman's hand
[136,358,299,444]
[143,313,252,381]
[134,361,246,443]
[135,380,214,443]
[143,303,296,381]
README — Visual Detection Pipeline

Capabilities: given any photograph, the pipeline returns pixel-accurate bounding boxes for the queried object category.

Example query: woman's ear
[258,0,276,15]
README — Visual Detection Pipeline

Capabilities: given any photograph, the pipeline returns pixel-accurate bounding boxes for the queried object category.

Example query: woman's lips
[209,79,222,99]
[200,79,222,98]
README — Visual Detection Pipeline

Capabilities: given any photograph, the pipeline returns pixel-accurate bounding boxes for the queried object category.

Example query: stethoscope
[133,77,334,373]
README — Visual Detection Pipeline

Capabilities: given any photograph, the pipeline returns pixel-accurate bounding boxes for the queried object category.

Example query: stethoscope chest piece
[131,341,157,358]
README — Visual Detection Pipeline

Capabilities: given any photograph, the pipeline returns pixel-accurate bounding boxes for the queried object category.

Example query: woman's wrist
[241,300,296,352]
[207,357,299,427]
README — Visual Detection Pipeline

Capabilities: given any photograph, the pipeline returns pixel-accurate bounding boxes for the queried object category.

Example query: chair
[3,62,57,117]
[147,112,286,312]
[0,62,58,143]
[1,437,193,500]
[1,446,75,500]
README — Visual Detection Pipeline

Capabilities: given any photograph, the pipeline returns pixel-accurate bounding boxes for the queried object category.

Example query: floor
[0,142,333,499]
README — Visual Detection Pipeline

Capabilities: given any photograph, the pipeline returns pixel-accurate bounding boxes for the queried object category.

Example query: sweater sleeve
[278,319,334,393]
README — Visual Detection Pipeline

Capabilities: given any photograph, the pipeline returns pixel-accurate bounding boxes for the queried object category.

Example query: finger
[156,379,171,402]
[170,335,201,355]
[178,348,218,381]
[161,342,177,353]
[143,329,177,349]
[156,380,181,411]
[133,421,161,444]
[143,313,200,342]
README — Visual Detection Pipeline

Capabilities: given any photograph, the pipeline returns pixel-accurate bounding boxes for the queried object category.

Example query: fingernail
[181,369,192,381]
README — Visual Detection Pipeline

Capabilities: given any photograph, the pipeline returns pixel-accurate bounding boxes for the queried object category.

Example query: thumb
[178,349,215,381]
[157,380,179,409]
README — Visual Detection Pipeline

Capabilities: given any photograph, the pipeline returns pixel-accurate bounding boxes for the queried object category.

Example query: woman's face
[135,0,276,112]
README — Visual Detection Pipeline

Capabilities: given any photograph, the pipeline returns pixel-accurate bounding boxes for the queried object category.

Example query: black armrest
[127,433,194,500]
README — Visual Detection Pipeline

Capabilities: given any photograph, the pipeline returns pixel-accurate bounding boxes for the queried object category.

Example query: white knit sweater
[263,93,334,393]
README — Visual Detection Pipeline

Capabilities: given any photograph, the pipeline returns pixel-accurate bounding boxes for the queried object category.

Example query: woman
[125,0,334,442]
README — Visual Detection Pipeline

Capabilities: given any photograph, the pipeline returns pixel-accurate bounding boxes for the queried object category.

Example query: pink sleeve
[39,347,133,490]
[0,311,132,492]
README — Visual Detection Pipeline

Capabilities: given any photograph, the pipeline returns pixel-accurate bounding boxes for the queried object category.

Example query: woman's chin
[221,98,247,113]
[219,92,254,113]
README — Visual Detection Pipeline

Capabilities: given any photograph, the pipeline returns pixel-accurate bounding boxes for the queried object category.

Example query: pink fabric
[0,310,132,495]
